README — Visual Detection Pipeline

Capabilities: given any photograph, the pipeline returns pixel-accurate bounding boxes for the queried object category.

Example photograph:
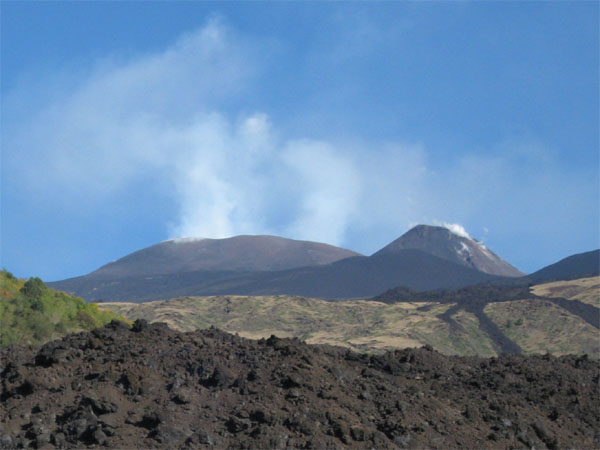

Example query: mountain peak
[91,235,362,279]
[374,224,524,277]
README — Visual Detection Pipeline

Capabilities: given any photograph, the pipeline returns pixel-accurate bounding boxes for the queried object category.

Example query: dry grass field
[99,277,599,357]
[531,276,600,307]
[100,296,503,355]
[484,298,599,358]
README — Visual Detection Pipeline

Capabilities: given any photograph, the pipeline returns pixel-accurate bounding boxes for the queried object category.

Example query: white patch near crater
[163,237,207,244]
[439,222,472,240]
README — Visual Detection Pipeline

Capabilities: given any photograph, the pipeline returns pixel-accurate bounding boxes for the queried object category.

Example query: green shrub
[21,277,46,301]
[29,297,44,312]
[76,310,97,329]
[2,269,16,280]
[0,271,125,346]
[30,316,53,341]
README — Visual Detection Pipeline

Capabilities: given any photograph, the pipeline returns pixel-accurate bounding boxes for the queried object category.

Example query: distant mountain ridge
[375,225,524,277]
[91,235,362,278]
[49,225,522,302]
[49,250,500,303]
[527,249,599,282]
[49,225,596,303]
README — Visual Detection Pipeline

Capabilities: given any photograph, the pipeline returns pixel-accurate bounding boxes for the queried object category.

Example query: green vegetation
[0,270,126,346]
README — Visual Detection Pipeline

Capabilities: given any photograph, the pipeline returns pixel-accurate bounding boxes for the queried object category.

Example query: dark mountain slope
[211,250,499,299]
[51,226,522,302]
[373,282,534,305]
[89,235,362,278]
[527,249,599,282]
[49,269,247,304]
[375,225,523,277]
[375,249,600,304]
[51,250,498,302]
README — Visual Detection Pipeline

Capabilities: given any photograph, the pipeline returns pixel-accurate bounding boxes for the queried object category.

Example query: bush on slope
[0,270,125,346]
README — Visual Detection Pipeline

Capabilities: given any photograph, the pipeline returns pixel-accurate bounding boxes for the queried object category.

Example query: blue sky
[2,2,598,281]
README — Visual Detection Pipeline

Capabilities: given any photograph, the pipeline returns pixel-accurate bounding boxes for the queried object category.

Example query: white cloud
[3,20,598,264]
[281,140,361,245]
[2,19,432,249]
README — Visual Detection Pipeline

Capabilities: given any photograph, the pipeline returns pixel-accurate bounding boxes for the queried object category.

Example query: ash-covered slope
[91,235,362,278]
[50,250,498,302]
[2,321,598,449]
[375,225,523,277]
[49,226,523,302]
[49,235,364,301]
[198,250,499,299]
[527,249,600,282]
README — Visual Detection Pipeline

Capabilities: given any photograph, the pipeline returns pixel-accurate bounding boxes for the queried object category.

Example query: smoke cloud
[3,19,598,267]
[436,222,472,240]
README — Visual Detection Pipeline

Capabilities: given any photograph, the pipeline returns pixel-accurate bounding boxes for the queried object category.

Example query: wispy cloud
[3,19,598,269]
[280,140,361,245]
[3,19,426,248]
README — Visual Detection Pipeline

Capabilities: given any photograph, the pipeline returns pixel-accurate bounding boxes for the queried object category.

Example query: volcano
[374,225,524,277]
[88,235,362,278]
[49,226,522,302]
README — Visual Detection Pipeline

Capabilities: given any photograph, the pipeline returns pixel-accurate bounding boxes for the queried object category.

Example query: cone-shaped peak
[374,225,523,277]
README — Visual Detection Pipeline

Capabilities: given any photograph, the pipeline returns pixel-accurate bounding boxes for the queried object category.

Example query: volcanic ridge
[49,225,528,302]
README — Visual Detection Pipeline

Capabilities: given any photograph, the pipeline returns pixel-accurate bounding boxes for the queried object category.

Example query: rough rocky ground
[1,320,599,449]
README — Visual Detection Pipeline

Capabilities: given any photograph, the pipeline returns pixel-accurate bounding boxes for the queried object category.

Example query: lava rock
[1,321,598,450]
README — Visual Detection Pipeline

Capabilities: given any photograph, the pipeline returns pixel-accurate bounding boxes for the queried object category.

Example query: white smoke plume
[436,222,473,240]
[3,19,598,263]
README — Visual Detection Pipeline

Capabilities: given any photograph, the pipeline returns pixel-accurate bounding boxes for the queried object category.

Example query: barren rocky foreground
[1,320,599,449]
